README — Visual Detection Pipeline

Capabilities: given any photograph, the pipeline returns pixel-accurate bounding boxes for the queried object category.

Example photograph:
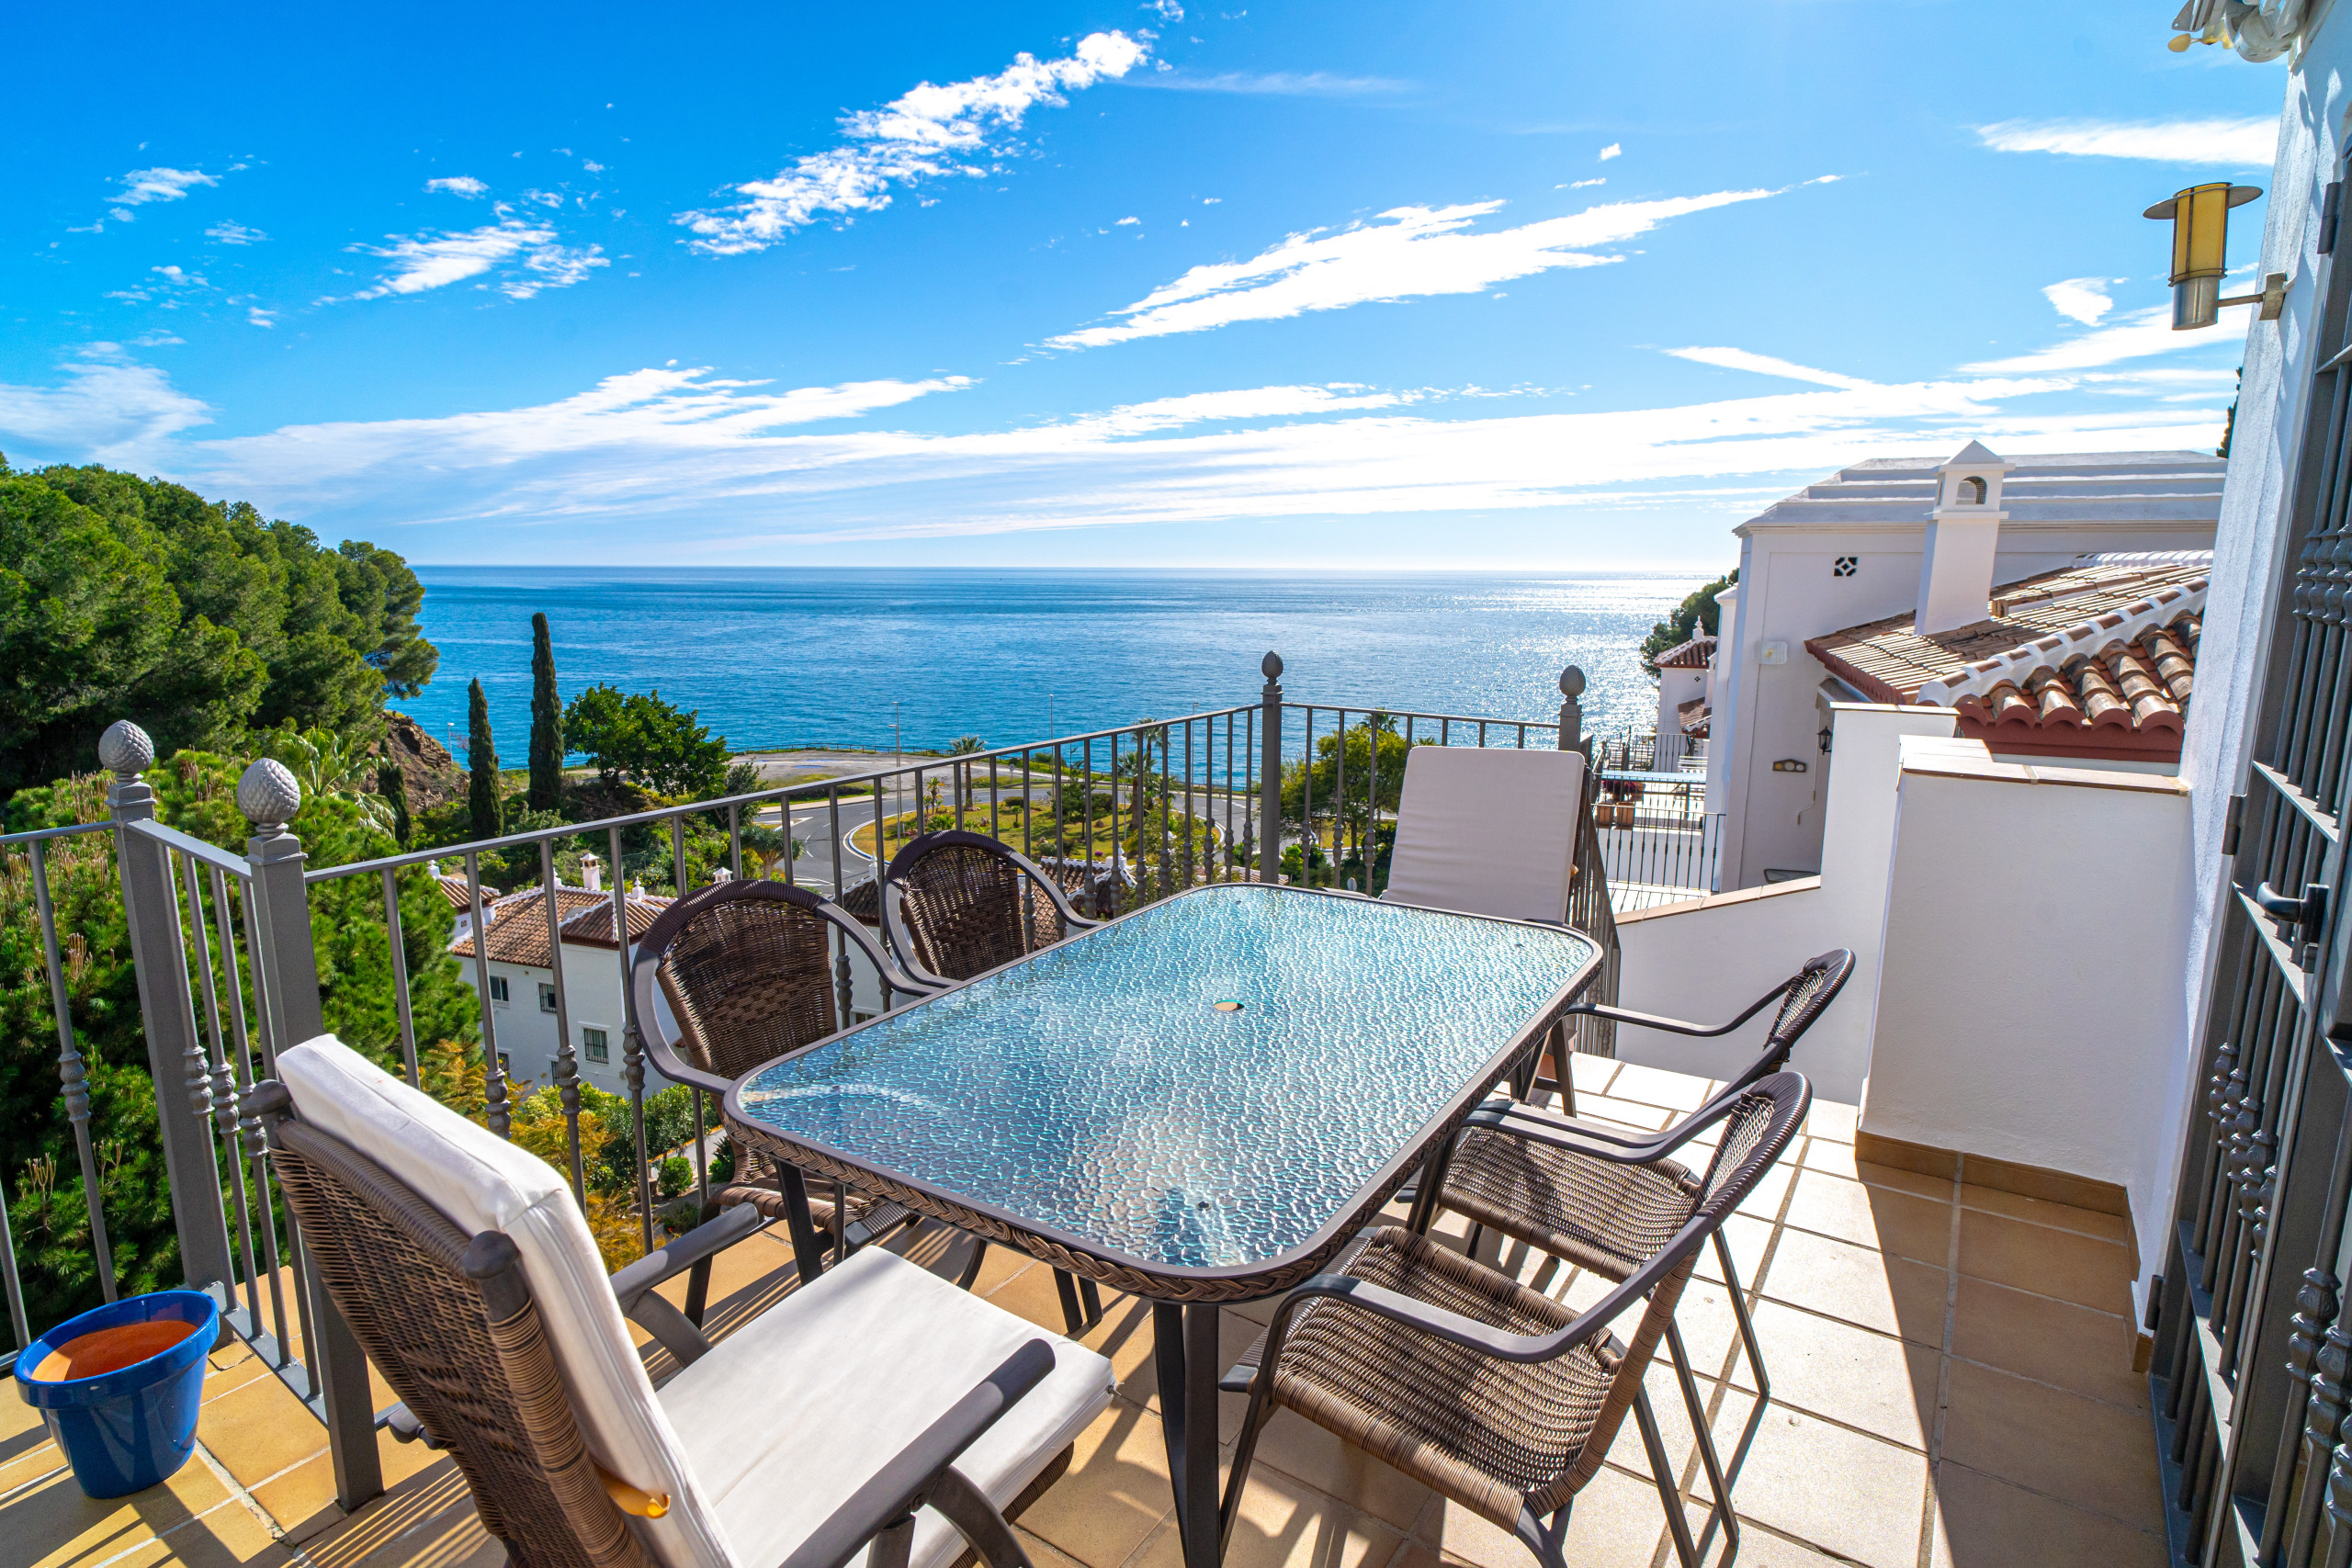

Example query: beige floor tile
[1939,1359,2162,1523]
[1853,1160,1953,1201]
[1575,1098,1675,1134]
[1251,1410,1431,1531]
[1604,1063,1714,1114]
[1781,1172,1953,1267]
[1804,1103,1859,1144]
[1092,1303,1265,1444]
[0,1386,50,1448]
[1930,1460,2167,1567]
[1567,1055,1622,1100]
[1015,1402,1176,1568]
[1673,1510,1854,1567]
[1799,1138,1860,1181]
[1955,1210,2132,1316]
[251,1434,450,1547]
[1733,1158,1796,1222]
[1665,1276,1746,1382]
[1705,1404,1927,1568]
[1949,1276,2145,1411]
[0,1436,66,1495]
[5,1453,232,1568]
[1690,1213,1775,1290]
[1758,1229,1950,1348]
[1130,1466,1409,1568]
[194,1371,329,1491]
[300,1464,499,1568]
[1012,1525,1091,1568]
[1954,1186,2132,1248]
[1414,1465,1669,1568]
[980,1256,1097,1337]
[1724,1303,1938,1450]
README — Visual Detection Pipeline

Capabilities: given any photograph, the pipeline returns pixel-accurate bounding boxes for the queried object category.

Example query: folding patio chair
[1222,1074,1812,1568]
[258,1035,1114,1568]
[1378,744,1587,925]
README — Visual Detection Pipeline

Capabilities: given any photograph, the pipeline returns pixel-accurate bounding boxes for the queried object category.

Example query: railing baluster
[0,1171,28,1356]
[234,876,293,1354]
[464,850,510,1137]
[208,864,266,1336]
[728,802,743,882]
[541,840,584,1202]
[671,817,689,897]
[379,868,419,1086]
[610,825,651,1251]
[31,837,117,1301]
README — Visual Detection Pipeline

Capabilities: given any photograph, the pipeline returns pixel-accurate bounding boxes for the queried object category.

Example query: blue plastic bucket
[14,1290,220,1497]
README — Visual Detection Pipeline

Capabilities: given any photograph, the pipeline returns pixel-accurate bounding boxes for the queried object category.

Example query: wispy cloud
[112,167,220,208]
[1663,347,1875,389]
[2042,276,2117,326]
[345,209,607,300]
[1048,188,1781,350]
[0,346,212,462]
[205,221,267,245]
[1961,302,2253,372]
[676,31,1148,255]
[247,307,277,328]
[1598,143,1622,161]
[426,175,490,197]
[1976,117,2276,166]
[1132,70,1409,96]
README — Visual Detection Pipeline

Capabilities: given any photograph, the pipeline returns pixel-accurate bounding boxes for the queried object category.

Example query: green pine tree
[528,612,563,812]
[377,760,412,846]
[468,678,503,840]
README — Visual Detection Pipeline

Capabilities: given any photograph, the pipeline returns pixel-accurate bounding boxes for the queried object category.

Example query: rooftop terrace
[3,1059,2161,1568]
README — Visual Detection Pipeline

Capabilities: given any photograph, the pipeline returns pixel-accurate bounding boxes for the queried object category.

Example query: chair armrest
[1562,978,1790,1041]
[1265,1273,1564,1363]
[610,1202,763,1310]
[1463,1100,1662,1158]
[775,1340,1057,1568]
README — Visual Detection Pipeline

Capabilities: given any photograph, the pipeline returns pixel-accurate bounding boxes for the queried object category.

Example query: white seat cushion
[277,1037,734,1568]
[661,1245,1113,1568]
[1380,746,1585,922]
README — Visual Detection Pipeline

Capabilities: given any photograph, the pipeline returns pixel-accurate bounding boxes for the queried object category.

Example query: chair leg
[1054,1269,1102,1335]
[683,1257,713,1327]
[1716,1227,1771,1399]
[1219,1370,1276,1556]
[956,1237,989,1291]
[1667,1319,1738,1562]
[1634,1385,1702,1568]
[776,1167,828,1282]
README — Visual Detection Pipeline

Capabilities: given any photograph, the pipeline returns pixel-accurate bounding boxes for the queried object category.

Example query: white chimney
[578,852,603,892]
[711,866,734,882]
[1915,441,2012,637]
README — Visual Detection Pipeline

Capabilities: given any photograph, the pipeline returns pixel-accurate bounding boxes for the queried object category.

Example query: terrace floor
[3,1057,2163,1568]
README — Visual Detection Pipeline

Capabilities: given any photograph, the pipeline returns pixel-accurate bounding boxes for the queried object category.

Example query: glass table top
[731,884,1599,1274]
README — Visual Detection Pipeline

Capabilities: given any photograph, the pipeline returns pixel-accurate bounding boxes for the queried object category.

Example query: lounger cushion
[1381,746,1584,923]
[662,1245,1114,1568]
[277,1036,733,1568]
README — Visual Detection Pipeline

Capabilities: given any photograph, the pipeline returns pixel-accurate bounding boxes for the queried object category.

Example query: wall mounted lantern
[2144,182,2287,329]
[1817,724,1834,756]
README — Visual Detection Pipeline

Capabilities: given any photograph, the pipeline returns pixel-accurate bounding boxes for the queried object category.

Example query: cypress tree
[377,760,412,847]
[468,678,503,840]
[528,612,563,811]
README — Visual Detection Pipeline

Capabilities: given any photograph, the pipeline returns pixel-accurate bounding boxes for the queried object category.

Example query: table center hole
[1213,999,1244,1013]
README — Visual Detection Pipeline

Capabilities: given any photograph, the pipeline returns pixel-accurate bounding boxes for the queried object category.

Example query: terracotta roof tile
[1652,635,1717,671]
[1804,555,2209,759]
[449,885,670,966]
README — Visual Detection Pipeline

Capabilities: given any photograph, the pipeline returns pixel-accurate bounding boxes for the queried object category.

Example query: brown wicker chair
[1221,1074,1811,1568]
[632,880,941,1292]
[878,832,1107,1333]
[254,1037,1115,1568]
[880,830,1100,990]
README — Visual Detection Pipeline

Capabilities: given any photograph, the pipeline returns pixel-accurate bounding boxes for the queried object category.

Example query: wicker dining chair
[878,831,1108,1333]
[1222,1074,1811,1568]
[880,830,1101,990]
[632,880,943,1294]
[1423,952,1854,1390]
[257,1035,1114,1568]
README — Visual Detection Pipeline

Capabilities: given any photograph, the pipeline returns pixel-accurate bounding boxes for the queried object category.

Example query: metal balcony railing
[0,650,1626,1517]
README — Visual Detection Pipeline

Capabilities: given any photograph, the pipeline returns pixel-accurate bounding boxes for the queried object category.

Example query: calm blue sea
[392,569,1704,760]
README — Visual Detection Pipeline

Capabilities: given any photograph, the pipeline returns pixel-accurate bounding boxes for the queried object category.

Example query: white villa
[1702,444,2223,889]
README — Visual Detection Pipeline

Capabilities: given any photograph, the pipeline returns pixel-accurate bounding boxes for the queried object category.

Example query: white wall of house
[470,941,639,1099]
[1613,703,1957,1101]
[1653,661,1707,745]
[1859,739,2195,1291]
[1710,457,2221,891]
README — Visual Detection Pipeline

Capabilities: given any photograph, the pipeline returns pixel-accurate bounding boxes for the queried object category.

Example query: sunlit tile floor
[1,1057,2163,1568]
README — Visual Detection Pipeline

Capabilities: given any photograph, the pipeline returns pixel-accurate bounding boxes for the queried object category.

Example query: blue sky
[0,1,2286,570]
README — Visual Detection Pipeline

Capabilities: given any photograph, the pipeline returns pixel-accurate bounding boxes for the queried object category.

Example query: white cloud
[1663,347,1875,389]
[1598,143,1622,161]
[676,31,1148,255]
[1048,187,1780,349]
[1116,215,1140,226]
[1976,117,2277,166]
[1562,177,1606,189]
[346,211,608,300]
[1133,70,1408,96]
[111,167,220,209]
[2042,276,2117,326]
[0,346,213,463]
[1962,303,2253,372]
[1069,384,1414,435]
[1145,0,1183,18]
[206,221,268,245]
[426,175,490,197]
[248,307,277,328]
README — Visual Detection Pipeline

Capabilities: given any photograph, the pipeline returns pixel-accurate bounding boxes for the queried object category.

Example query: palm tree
[265,727,397,835]
[947,735,985,808]
[738,825,804,880]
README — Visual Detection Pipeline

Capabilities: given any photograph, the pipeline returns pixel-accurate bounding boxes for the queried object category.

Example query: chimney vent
[1916,441,2013,636]
[579,852,603,892]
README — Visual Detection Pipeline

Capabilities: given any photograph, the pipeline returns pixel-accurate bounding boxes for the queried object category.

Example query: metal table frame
[723,884,1603,1568]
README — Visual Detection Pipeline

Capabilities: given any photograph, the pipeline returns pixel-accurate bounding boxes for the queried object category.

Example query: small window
[1832,556,1858,578]
[1956,475,1987,505]
[496,1051,511,1077]
[583,1027,609,1064]
[488,976,510,1003]
[538,982,558,1013]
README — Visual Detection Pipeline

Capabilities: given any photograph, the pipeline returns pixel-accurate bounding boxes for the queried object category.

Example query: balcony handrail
[0,819,117,848]
[123,815,262,877]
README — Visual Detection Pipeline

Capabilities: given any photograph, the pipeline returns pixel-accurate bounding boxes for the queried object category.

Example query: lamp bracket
[2219,272,2292,321]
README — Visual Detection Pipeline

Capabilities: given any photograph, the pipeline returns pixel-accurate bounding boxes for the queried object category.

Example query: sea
[390,568,1706,760]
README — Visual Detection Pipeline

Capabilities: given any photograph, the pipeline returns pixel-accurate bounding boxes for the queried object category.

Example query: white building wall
[1653,662,1707,746]
[1860,741,2195,1300]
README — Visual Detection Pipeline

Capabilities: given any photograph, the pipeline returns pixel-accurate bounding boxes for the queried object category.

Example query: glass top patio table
[724,882,1600,1298]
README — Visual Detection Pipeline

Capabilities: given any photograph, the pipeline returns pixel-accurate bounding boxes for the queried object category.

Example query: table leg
[1153,1302,1224,1568]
